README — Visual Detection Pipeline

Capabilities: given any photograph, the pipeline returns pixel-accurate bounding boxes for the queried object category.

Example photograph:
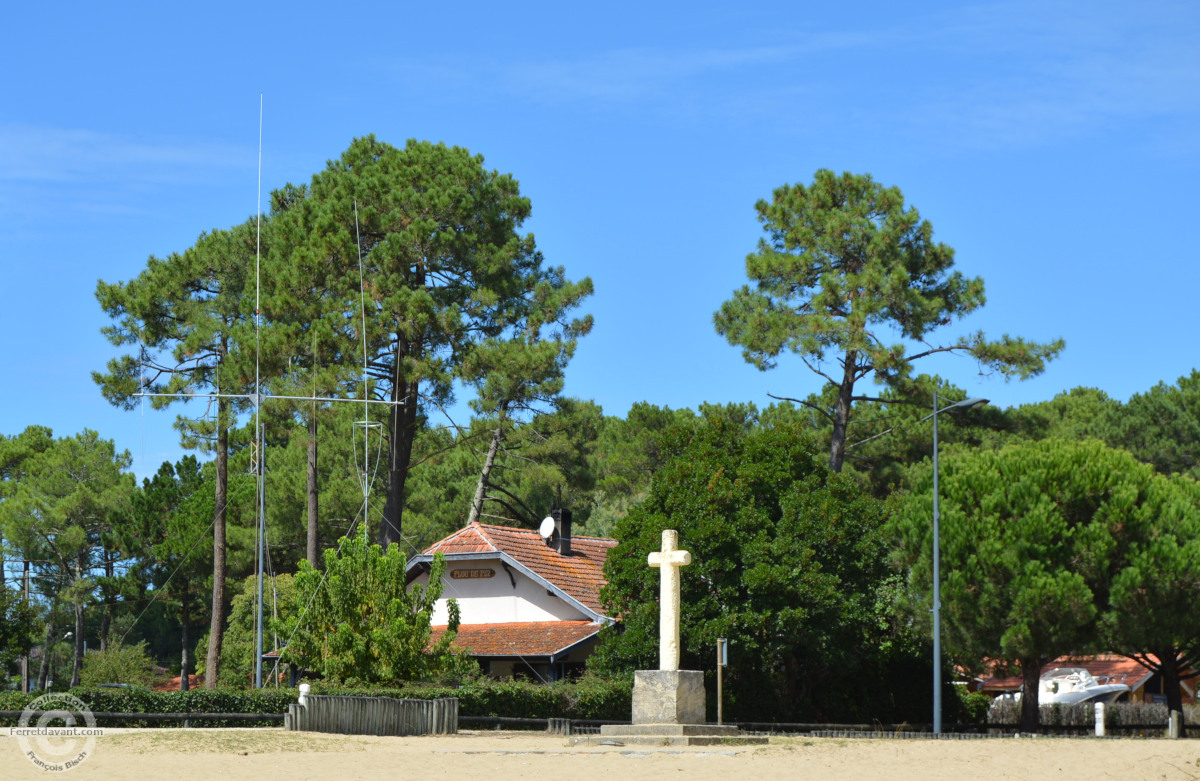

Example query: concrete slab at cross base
[632,669,705,724]
[572,724,768,746]
[603,724,743,736]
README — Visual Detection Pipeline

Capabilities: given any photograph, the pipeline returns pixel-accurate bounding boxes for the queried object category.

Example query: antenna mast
[254,94,265,689]
[353,200,383,544]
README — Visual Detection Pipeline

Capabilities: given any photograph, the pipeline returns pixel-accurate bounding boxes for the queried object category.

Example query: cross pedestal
[631,669,706,724]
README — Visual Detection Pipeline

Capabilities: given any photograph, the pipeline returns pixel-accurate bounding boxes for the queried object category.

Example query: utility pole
[22,559,30,693]
[254,423,265,689]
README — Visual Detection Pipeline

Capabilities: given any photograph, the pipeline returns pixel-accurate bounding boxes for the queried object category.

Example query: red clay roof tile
[423,522,617,613]
[430,621,602,657]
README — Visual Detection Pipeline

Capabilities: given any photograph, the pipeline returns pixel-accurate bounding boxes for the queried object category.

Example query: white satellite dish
[539,516,556,539]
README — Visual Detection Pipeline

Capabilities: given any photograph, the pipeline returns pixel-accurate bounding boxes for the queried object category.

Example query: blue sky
[2,1,1197,479]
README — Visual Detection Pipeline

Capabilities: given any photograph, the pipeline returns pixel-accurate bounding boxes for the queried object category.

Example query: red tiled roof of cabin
[430,621,602,657]
[423,522,617,613]
[153,674,204,691]
[981,654,1158,693]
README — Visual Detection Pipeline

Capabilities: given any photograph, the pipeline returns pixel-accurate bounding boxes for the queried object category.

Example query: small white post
[1169,709,1181,739]
[298,682,310,707]
[716,638,725,726]
[1094,702,1105,737]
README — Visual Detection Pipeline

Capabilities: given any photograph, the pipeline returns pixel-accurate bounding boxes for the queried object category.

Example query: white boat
[1038,667,1130,705]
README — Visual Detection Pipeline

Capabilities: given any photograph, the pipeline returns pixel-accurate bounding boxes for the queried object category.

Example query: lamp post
[931,392,988,734]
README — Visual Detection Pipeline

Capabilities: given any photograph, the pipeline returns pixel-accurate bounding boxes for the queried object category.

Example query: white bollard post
[1169,710,1181,739]
[1094,702,1105,737]
[298,682,310,707]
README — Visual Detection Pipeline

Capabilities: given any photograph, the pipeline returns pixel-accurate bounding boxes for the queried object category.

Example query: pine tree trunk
[69,584,85,688]
[828,350,858,473]
[99,556,113,651]
[180,588,190,691]
[307,409,319,567]
[380,367,419,549]
[37,622,53,690]
[205,394,229,689]
[468,407,507,525]
[1157,647,1185,724]
[1019,656,1043,733]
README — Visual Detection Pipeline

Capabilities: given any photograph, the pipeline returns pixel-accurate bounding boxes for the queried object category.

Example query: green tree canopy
[1105,369,1200,479]
[280,537,468,685]
[269,136,583,550]
[95,218,260,688]
[594,411,931,722]
[79,641,160,688]
[714,169,1063,472]
[114,455,214,690]
[195,573,297,688]
[0,428,133,687]
[0,584,40,679]
[1099,472,1200,720]
[891,438,1166,731]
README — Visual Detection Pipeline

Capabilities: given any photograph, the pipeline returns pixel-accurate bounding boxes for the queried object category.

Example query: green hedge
[0,688,297,727]
[308,674,632,721]
[0,675,632,727]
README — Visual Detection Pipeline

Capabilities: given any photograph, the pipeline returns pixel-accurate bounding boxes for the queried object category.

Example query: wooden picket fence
[284,695,458,736]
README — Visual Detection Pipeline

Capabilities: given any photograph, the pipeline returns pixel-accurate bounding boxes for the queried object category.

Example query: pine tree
[268,136,575,547]
[94,219,258,688]
[0,429,133,686]
[714,170,1063,472]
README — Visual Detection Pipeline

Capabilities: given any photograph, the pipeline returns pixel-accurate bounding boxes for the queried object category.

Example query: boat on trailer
[1038,667,1130,705]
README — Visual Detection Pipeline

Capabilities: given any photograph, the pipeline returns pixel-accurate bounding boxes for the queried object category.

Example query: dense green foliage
[113,455,214,689]
[594,409,937,723]
[280,537,470,685]
[0,585,39,678]
[79,642,161,688]
[1099,472,1200,721]
[0,427,133,687]
[193,574,297,689]
[890,439,1187,731]
[1105,370,1200,479]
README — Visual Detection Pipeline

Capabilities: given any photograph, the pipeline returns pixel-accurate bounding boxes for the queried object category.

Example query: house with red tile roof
[405,511,618,682]
[979,654,1197,704]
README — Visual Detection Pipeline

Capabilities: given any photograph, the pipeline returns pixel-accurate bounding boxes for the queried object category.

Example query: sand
[2,728,1199,781]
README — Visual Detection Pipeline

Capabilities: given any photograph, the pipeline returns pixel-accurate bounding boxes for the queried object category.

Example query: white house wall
[410,563,590,625]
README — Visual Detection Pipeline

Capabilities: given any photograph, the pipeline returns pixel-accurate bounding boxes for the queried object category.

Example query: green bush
[80,642,162,688]
[954,688,992,723]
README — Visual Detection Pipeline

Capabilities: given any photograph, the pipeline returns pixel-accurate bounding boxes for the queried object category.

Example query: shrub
[80,642,162,688]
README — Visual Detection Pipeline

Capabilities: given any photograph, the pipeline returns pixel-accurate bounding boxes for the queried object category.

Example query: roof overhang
[432,621,605,661]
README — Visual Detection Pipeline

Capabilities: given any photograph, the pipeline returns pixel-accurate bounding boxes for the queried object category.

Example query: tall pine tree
[714,170,1063,472]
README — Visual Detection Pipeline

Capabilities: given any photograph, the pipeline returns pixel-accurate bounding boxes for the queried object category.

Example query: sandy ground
[2,728,1199,781]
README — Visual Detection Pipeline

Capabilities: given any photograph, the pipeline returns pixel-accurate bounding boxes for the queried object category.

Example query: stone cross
[648,529,692,671]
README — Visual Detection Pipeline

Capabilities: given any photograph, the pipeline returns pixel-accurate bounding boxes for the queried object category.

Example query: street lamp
[931,392,988,734]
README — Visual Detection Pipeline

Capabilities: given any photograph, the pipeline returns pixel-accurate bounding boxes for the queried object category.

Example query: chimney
[552,508,572,556]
